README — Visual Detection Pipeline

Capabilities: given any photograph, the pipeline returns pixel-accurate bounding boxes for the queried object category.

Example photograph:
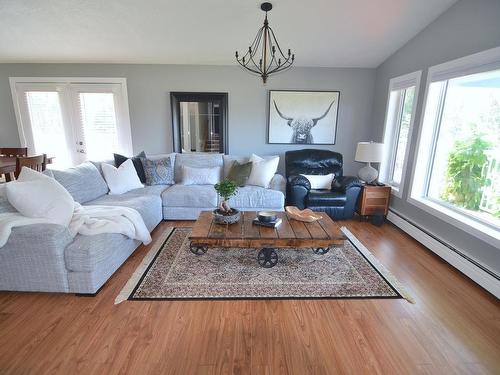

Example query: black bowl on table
[258,211,277,223]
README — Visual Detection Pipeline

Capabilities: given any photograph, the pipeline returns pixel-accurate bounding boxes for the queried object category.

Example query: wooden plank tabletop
[189,211,345,248]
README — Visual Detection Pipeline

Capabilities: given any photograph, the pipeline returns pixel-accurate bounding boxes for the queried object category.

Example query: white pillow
[301,173,335,189]
[5,167,74,226]
[181,165,221,185]
[101,159,143,195]
[247,154,279,188]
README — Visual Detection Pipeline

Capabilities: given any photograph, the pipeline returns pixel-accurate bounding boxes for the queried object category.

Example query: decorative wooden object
[189,211,345,267]
[357,184,391,217]
[285,206,323,223]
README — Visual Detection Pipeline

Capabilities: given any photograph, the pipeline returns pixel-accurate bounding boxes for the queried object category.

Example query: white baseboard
[387,211,500,299]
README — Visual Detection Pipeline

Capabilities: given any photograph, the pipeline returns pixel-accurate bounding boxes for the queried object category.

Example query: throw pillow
[101,159,143,194]
[5,167,75,226]
[247,154,280,188]
[181,165,221,185]
[300,173,335,189]
[140,156,174,185]
[114,151,147,183]
[227,161,253,186]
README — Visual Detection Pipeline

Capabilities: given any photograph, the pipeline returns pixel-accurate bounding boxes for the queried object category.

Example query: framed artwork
[268,90,340,145]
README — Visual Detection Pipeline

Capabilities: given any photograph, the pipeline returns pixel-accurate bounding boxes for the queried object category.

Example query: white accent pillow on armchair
[300,173,335,190]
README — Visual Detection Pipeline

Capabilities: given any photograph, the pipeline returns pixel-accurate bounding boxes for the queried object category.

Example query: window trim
[9,77,133,161]
[380,70,421,198]
[407,46,500,249]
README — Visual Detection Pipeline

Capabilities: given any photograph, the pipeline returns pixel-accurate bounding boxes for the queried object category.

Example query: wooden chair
[0,147,28,182]
[15,154,47,178]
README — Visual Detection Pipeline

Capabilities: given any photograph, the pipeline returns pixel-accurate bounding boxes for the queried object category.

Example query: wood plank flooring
[0,219,499,374]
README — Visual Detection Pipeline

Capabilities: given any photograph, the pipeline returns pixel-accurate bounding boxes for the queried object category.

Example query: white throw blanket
[0,203,151,248]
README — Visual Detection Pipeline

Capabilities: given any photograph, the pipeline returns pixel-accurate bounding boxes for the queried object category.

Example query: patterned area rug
[116,227,413,302]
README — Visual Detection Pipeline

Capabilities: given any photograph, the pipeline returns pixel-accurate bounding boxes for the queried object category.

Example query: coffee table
[189,211,346,268]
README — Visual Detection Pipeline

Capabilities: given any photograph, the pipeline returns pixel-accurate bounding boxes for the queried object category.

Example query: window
[380,71,421,196]
[10,78,132,168]
[410,47,500,247]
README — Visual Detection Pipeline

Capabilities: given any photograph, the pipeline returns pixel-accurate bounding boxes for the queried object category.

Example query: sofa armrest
[0,224,74,292]
[286,175,311,209]
[269,173,286,194]
[331,176,363,193]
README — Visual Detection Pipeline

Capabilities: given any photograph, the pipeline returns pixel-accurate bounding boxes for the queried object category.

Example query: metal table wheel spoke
[257,248,278,268]
[190,244,208,255]
[312,247,330,255]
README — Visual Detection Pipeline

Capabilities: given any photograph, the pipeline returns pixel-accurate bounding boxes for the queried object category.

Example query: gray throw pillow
[140,156,174,186]
[227,160,252,186]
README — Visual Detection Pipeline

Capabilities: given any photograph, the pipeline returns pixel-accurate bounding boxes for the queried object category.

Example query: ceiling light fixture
[235,2,295,84]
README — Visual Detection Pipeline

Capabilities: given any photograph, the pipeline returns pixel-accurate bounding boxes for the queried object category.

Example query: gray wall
[0,64,376,175]
[372,0,500,274]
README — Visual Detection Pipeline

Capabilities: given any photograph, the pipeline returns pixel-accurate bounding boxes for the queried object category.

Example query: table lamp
[355,141,384,184]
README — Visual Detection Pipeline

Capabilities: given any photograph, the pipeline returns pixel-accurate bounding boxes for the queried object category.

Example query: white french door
[11,78,133,168]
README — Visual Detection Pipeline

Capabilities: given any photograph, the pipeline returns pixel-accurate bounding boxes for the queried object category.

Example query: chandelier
[235,2,295,83]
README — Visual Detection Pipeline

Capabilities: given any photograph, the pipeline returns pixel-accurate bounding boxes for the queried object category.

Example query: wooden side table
[356,184,391,223]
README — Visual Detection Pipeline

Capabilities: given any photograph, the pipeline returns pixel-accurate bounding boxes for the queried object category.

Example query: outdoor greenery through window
[420,69,500,228]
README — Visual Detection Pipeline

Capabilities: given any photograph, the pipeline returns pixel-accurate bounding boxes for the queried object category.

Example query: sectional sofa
[0,152,285,294]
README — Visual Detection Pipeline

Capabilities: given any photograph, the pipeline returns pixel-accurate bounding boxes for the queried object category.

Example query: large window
[10,78,132,168]
[380,71,421,196]
[410,47,500,247]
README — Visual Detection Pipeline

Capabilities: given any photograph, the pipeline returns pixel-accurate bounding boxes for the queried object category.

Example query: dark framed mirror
[170,92,228,154]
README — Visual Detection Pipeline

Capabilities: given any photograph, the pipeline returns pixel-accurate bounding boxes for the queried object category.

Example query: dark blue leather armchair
[285,149,362,220]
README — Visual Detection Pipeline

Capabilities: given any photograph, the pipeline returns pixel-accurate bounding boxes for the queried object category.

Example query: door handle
[77,149,86,154]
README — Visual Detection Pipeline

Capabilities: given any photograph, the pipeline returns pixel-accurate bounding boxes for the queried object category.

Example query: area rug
[115,227,414,303]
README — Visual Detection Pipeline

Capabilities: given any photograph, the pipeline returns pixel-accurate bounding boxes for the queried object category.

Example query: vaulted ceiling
[0,0,457,67]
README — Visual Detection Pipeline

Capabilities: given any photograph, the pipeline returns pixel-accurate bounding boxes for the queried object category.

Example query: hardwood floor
[0,220,499,374]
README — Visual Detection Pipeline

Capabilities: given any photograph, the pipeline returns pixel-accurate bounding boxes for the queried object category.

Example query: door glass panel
[179,101,222,153]
[25,91,72,168]
[78,92,119,160]
[391,86,415,185]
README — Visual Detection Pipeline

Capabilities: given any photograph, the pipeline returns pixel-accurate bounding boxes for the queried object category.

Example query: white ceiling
[0,0,457,68]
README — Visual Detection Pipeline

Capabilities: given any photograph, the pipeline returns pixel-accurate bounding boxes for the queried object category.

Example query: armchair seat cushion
[305,190,347,207]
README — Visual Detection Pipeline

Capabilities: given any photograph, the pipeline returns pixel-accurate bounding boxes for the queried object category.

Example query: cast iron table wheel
[312,247,330,255]
[257,248,278,268]
[190,243,208,255]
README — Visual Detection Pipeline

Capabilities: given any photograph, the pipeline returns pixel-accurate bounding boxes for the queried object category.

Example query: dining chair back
[15,154,47,178]
[0,147,29,182]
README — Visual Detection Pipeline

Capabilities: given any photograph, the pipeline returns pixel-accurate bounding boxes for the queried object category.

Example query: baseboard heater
[386,209,500,299]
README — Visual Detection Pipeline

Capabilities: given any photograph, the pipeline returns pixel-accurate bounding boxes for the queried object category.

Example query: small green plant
[214,179,238,213]
[442,134,492,210]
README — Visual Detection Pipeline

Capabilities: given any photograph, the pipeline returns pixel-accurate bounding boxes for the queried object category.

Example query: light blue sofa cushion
[52,162,109,203]
[84,193,162,232]
[65,232,139,273]
[162,184,218,208]
[127,185,168,197]
[228,185,284,209]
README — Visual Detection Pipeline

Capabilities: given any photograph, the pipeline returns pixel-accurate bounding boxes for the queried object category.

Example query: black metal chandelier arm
[268,27,291,59]
[236,60,262,75]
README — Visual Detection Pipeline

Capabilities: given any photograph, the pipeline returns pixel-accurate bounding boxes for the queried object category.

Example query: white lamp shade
[355,142,384,163]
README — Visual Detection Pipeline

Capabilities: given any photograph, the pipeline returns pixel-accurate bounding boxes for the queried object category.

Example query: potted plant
[213,179,240,224]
